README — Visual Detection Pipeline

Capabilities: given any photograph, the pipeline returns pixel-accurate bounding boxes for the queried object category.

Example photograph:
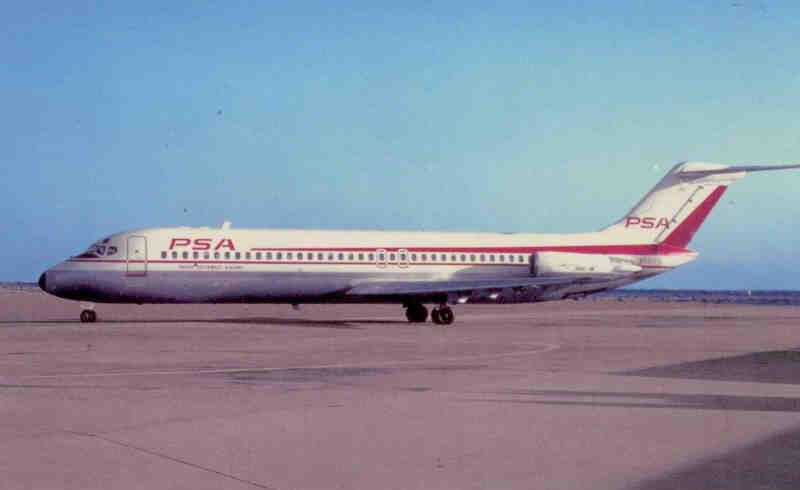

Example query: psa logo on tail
[625,217,671,229]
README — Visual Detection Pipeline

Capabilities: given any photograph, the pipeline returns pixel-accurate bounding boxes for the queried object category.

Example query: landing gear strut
[80,310,97,323]
[405,303,429,323]
[431,305,455,325]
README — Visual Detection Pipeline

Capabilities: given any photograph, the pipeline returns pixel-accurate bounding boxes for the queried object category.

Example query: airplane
[38,161,800,325]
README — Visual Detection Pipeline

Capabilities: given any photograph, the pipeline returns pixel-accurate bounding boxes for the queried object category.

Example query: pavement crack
[66,430,283,490]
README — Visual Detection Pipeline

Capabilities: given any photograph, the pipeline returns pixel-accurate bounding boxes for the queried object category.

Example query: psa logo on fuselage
[625,217,671,229]
[169,238,236,251]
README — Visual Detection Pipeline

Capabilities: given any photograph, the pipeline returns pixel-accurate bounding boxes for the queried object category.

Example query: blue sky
[3,1,799,288]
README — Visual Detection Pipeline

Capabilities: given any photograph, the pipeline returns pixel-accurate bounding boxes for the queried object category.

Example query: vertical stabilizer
[599,161,800,248]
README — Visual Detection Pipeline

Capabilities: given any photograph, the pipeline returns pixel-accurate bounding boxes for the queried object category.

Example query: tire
[437,307,454,325]
[80,310,96,323]
[405,304,428,323]
[431,308,441,325]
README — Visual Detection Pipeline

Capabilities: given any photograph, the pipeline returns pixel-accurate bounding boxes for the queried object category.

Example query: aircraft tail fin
[599,162,800,248]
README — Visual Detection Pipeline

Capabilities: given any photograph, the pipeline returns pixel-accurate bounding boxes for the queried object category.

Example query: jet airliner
[39,162,799,324]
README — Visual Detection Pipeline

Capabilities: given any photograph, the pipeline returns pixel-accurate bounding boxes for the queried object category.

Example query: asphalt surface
[2,290,800,489]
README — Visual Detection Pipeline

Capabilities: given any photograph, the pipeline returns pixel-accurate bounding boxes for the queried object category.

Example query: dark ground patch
[227,367,393,385]
[473,389,800,413]
[628,425,800,490]
[622,349,800,384]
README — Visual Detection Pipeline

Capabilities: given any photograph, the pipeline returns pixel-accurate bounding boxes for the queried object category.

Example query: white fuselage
[40,226,696,305]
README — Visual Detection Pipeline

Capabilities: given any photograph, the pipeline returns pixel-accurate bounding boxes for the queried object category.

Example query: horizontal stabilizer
[678,163,800,179]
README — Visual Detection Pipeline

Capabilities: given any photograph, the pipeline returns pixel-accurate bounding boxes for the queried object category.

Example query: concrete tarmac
[2,290,800,489]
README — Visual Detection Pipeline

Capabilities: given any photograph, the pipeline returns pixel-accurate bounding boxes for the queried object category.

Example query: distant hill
[0,282,38,291]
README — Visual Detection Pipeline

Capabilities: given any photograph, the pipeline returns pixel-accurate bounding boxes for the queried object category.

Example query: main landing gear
[405,303,455,325]
[80,309,97,323]
[431,306,454,325]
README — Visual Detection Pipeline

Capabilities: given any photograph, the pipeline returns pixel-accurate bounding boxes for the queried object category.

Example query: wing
[346,276,596,297]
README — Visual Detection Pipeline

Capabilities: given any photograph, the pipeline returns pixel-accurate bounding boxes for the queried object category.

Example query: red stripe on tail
[661,186,728,248]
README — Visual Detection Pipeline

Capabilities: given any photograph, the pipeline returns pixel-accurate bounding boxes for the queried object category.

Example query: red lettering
[192,238,212,250]
[215,238,235,251]
[169,238,190,250]
[625,216,671,230]
[625,217,641,228]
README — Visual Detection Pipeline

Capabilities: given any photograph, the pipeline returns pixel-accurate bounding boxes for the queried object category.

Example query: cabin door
[126,236,148,276]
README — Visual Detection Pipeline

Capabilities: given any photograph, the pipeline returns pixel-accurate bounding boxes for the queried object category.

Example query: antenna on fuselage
[222,221,232,230]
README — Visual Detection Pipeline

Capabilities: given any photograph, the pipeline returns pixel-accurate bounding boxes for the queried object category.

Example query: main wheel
[405,304,428,323]
[431,308,441,325]
[437,307,454,325]
[80,310,97,323]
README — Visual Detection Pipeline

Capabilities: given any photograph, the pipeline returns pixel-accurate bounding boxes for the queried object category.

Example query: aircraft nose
[38,272,47,292]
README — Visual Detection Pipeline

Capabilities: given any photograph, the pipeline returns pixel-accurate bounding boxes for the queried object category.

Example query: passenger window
[440,254,446,262]
[235,252,241,260]
[460,254,466,262]
[287,252,293,260]
[225,252,231,259]
[256,252,262,260]
[378,253,385,261]
[430,254,436,262]
[338,253,344,260]
[348,253,354,260]
[470,254,476,262]
[245,252,251,260]
[421,254,427,261]
[499,255,504,262]
[276,252,283,260]
[518,255,524,263]
[107,246,117,255]
[204,252,210,259]
[161,251,167,259]
[399,253,407,262]
[297,252,303,260]
[266,252,272,260]
[411,254,417,261]
[328,253,334,260]
[389,253,396,262]
[182,251,189,259]
[318,253,324,260]
[451,254,457,262]
[172,251,178,259]
[358,253,364,261]
[489,254,495,262]
[480,254,485,262]
[369,253,375,261]
[193,252,199,259]
[214,252,220,259]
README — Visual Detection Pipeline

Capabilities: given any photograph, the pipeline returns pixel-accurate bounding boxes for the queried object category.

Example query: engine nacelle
[530,252,641,277]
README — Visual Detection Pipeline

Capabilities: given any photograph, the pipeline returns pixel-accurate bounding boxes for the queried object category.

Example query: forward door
[126,236,148,276]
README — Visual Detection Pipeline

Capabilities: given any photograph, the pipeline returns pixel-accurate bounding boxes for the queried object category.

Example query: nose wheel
[431,306,455,325]
[80,310,97,323]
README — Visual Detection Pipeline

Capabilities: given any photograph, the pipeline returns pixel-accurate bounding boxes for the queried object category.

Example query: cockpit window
[74,240,118,258]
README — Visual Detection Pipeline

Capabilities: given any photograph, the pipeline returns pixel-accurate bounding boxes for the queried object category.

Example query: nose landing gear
[79,310,97,323]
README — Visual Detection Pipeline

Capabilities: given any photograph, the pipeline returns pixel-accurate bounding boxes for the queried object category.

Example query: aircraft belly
[47,269,449,303]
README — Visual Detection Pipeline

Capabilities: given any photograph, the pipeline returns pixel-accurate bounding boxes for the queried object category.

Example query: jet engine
[530,251,642,277]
